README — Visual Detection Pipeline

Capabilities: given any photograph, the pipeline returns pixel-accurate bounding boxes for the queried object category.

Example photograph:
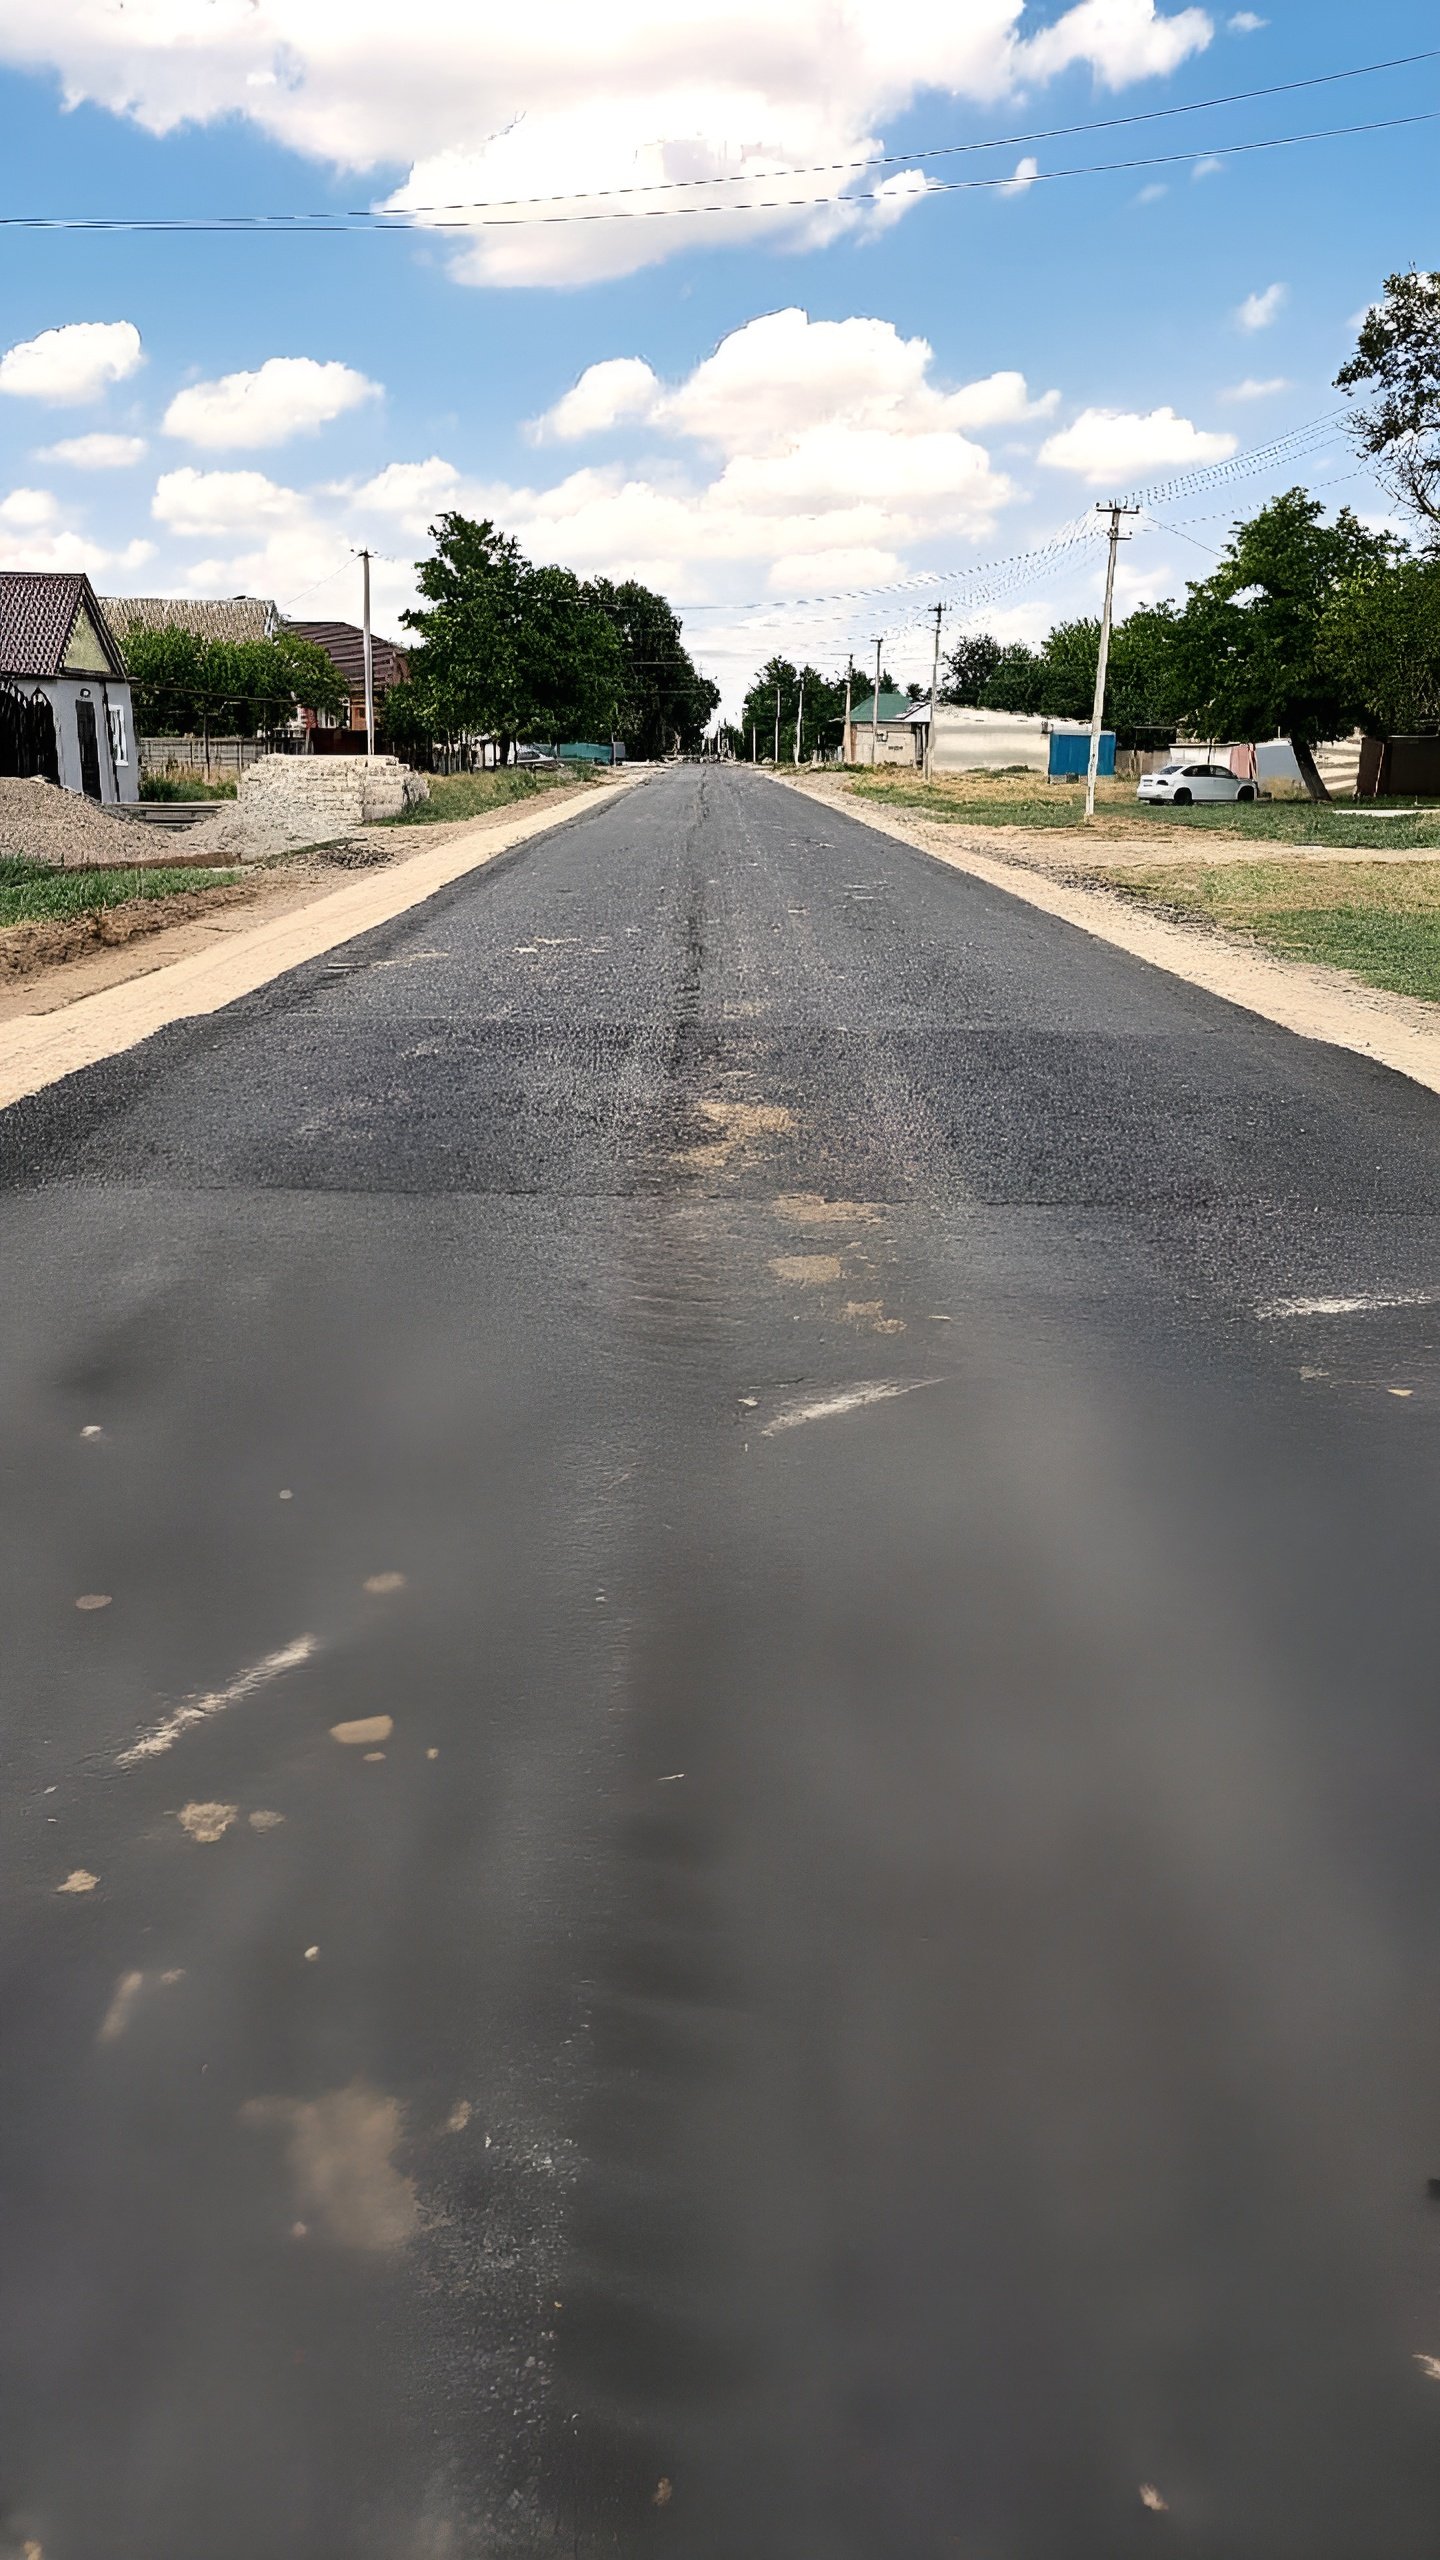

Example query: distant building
[285,620,410,733]
[844,689,917,765]
[0,570,138,803]
[100,593,281,645]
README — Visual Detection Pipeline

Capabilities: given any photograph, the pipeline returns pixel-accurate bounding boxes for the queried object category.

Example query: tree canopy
[1337,269,1440,538]
[119,623,347,739]
[739,658,849,760]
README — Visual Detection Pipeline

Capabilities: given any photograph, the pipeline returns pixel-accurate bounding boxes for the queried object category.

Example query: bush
[140,772,238,801]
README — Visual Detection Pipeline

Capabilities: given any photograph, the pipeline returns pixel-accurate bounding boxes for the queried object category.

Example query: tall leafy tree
[980,643,1044,716]
[941,631,1003,707]
[740,658,848,760]
[587,578,718,756]
[1337,270,1440,539]
[400,514,529,755]
[1168,490,1392,799]
[119,622,345,742]
[1321,553,1440,738]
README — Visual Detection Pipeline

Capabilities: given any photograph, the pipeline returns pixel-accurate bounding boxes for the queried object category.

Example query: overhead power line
[0,60,1434,232]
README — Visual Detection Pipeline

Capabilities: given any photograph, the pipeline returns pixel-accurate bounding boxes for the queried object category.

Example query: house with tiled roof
[286,619,411,735]
[0,571,138,804]
[100,593,281,646]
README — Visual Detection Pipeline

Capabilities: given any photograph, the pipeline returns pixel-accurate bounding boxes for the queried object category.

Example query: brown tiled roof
[100,594,279,644]
[287,619,409,694]
[0,570,126,678]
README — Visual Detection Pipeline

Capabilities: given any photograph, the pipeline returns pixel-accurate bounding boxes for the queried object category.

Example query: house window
[107,704,128,767]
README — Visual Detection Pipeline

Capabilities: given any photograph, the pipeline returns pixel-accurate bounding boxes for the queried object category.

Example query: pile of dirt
[0,776,148,868]
[0,882,253,981]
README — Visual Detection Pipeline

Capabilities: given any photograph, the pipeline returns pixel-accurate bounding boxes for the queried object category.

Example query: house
[0,570,138,804]
[844,689,918,765]
[285,620,410,735]
[100,593,282,644]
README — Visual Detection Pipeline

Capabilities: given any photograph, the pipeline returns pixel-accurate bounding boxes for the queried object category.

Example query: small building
[844,689,918,765]
[285,619,410,737]
[100,593,282,645]
[0,570,138,803]
[903,700,1113,779]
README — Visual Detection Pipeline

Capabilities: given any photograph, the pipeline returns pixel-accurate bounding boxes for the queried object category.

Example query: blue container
[558,740,614,765]
[1049,729,1115,780]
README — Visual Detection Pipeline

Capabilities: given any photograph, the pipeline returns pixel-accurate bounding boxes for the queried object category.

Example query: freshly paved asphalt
[4,763,1440,2559]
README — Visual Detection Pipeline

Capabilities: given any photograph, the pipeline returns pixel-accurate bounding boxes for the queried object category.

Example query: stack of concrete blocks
[237,753,428,838]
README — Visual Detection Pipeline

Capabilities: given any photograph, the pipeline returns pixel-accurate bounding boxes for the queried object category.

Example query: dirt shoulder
[777,770,1440,1102]
[0,779,602,1026]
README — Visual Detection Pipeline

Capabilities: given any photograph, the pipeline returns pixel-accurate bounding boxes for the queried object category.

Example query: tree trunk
[1292,736,1331,802]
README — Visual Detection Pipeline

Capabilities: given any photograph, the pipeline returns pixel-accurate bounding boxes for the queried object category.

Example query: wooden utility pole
[842,657,853,765]
[870,638,883,769]
[795,674,805,766]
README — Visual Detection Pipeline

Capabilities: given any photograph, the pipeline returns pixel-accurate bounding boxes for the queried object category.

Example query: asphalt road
[4,764,1440,2559]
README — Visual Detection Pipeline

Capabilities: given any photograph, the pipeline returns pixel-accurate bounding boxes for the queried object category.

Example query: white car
[1139,760,1257,807]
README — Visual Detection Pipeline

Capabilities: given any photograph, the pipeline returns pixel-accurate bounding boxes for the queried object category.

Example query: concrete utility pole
[1086,502,1139,820]
[870,638,883,769]
[795,674,805,766]
[842,657,853,765]
[359,548,376,761]
[924,602,944,785]
[750,723,756,762]
[774,686,782,766]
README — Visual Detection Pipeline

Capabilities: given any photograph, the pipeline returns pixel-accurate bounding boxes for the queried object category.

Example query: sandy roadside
[777,770,1440,1102]
[0,782,604,1028]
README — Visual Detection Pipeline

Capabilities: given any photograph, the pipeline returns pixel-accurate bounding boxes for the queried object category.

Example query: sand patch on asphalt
[679,1098,793,1172]
[770,1253,843,1284]
[772,1193,879,1226]
[241,2081,420,2251]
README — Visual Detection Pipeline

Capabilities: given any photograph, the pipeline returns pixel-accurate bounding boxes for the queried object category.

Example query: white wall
[929,707,1050,776]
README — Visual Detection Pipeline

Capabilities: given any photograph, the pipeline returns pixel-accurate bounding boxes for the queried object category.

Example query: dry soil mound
[0,777,145,867]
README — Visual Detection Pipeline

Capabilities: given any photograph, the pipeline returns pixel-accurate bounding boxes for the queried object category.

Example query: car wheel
[1237,784,1255,802]
[1172,787,1192,805]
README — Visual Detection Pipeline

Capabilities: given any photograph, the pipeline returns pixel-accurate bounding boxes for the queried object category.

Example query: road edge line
[0,775,642,1112]
[774,775,1440,1101]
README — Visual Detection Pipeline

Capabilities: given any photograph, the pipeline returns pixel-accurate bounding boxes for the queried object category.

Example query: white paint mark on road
[761,1378,945,1436]
[75,1593,111,1611]
[81,1423,104,1439]
[1256,1290,1440,1320]
[57,1868,98,1894]
[1139,2484,1168,2512]
[657,1772,685,1783]
[116,1633,316,1768]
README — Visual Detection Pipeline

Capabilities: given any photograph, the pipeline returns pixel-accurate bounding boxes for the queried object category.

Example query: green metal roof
[849,689,912,725]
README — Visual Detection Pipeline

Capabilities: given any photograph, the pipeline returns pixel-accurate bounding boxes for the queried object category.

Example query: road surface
[3,765,1440,2558]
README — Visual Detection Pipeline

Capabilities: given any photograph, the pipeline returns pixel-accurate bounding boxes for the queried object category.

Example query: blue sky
[0,0,1434,711]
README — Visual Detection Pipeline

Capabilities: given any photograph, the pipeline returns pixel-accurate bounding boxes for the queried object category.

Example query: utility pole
[924,602,944,785]
[750,723,756,763]
[870,638,883,769]
[774,685,782,767]
[1086,502,1138,819]
[842,657,853,766]
[359,547,376,760]
[795,674,805,766]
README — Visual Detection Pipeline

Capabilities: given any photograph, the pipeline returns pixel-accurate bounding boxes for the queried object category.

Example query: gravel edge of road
[0,773,645,1113]
[775,772,1440,1102]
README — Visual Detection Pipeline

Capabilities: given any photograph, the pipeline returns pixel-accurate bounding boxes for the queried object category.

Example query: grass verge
[0,857,240,927]
[383,767,596,827]
[1092,860,1440,1003]
[842,768,1440,852]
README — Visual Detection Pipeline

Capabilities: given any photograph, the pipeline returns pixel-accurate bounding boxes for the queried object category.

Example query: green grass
[1095,860,1440,1003]
[0,856,240,927]
[383,767,594,826]
[845,768,1440,852]
[139,773,238,801]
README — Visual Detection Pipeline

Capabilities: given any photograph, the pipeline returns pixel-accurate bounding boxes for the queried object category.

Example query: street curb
[772,772,1440,1102]
[0,774,643,1112]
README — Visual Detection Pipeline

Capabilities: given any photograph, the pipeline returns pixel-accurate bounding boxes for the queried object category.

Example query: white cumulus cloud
[0,482,152,572]
[1220,376,1290,402]
[151,466,310,537]
[0,320,143,404]
[163,356,381,450]
[529,358,662,444]
[0,0,1212,287]
[1039,404,1236,485]
[38,432,148,468]
[1236,281,1287,332]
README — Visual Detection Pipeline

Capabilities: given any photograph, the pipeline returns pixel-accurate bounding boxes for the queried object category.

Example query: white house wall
[27,678,139,806]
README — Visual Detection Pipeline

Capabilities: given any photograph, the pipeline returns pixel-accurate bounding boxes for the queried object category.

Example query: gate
[0,680,60,785]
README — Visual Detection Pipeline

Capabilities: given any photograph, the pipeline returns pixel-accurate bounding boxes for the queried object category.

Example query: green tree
[1321,552,1440,738]
[1168,489,1392,798]
[119,622,345,743]
[740,658,847,760]
[587,578,718,756]
[512,564,625,745]
[941,631,1003,707]
[981,643,1044,716]
[1337,270,1440,538]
